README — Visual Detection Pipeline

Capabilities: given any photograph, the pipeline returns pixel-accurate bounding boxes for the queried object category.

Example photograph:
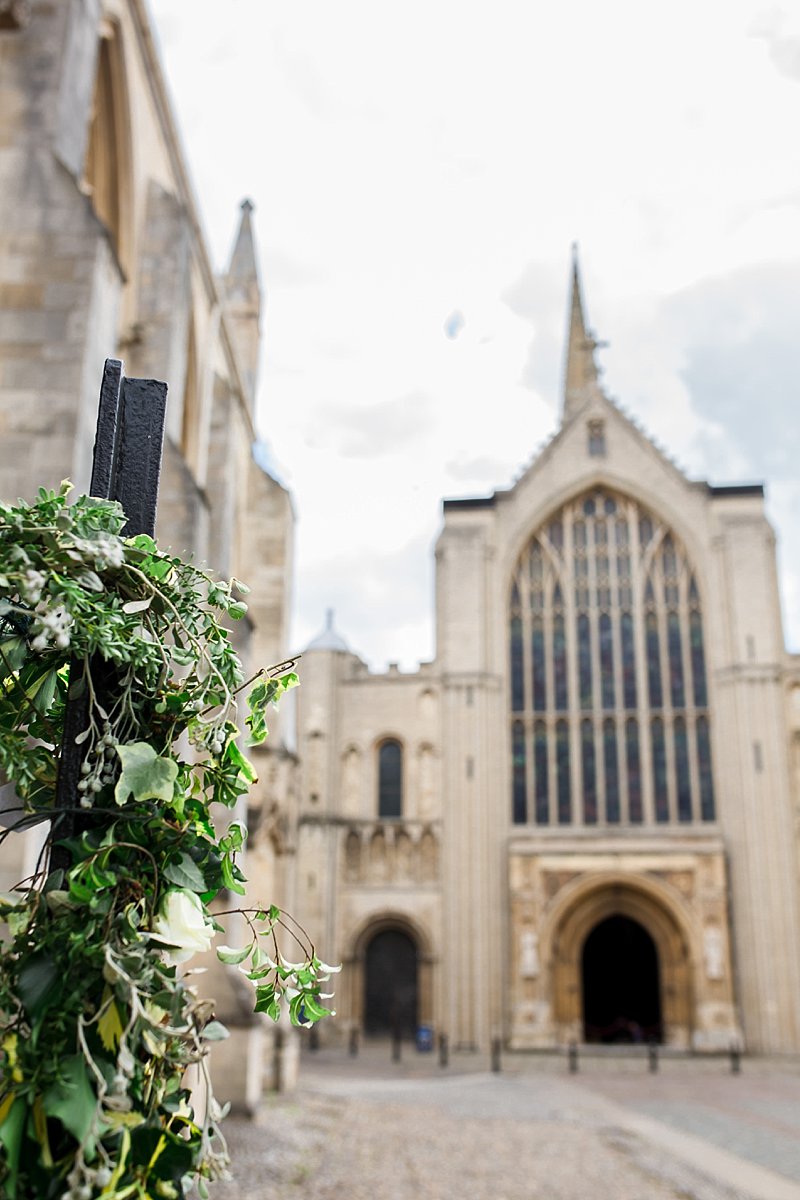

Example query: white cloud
[151,0,800,660]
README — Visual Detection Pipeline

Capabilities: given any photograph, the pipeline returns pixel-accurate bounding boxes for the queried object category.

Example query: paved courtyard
[211,1045,800,1200]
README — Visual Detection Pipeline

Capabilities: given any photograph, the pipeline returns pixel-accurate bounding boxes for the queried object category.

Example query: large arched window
[378,739,403,818]
[509,488,714,827]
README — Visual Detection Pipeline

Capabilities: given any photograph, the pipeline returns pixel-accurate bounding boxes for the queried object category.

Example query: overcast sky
[149,0,800,667]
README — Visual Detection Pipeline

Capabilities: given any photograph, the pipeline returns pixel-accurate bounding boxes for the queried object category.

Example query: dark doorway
[581,915,662,1043]
[364,929,418,1035]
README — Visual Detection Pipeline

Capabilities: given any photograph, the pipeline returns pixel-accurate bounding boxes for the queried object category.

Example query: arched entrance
[547,875,694,1047]
[582,915,662,1043]
[364,928,418,1035]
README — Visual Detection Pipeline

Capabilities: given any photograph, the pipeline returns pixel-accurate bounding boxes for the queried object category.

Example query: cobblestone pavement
[210,1047,800,1200]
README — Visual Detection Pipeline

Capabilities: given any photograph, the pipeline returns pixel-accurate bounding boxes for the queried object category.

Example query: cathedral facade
[294,257,800,1056]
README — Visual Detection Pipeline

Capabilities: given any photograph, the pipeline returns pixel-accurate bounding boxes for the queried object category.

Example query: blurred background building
[1,1,799,1087]
[295,256,800,1058]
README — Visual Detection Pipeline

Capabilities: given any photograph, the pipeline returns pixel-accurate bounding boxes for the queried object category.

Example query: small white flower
[150,888,214,964]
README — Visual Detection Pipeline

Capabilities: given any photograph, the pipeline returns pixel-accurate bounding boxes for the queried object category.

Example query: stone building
[294,252,800,1056]
[0,0,297,1105]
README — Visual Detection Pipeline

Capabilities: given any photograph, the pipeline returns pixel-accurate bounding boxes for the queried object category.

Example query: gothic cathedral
[294,254,800,1055]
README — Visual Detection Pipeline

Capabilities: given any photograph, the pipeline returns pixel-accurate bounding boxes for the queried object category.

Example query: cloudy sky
[149,0,800,667]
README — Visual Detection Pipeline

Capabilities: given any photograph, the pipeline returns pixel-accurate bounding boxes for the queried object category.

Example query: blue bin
[416,1025,434,1052]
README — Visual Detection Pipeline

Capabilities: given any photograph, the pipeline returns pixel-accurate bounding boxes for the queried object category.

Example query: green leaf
[17,952,59,1018]
[163,853,207,893]
[0,634,28,672]
[200,1020,229,1042]
[0,1096,26,1199]
[114,742,179,806]
[122,597,151,614]
[216,944,251,965]
[18,661,60,715]
[42,1055,97,1146]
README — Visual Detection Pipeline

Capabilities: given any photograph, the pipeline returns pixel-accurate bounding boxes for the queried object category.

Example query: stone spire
[562,244,602,423]
[224,198,262,414]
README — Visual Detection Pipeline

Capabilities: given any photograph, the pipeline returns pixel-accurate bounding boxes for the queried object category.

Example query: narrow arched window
[378,740,403,818]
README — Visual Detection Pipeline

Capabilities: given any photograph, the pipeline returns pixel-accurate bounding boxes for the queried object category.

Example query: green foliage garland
[0,484,336,1199]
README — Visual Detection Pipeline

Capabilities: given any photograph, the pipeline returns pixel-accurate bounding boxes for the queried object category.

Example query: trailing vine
[0,484,336,1199]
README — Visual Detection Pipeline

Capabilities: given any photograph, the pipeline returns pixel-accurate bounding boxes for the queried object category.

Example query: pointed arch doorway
[364,928,418,1036]
[582,915,662,1043]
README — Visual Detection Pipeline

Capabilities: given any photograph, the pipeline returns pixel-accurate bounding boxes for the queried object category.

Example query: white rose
[150,888,214,964]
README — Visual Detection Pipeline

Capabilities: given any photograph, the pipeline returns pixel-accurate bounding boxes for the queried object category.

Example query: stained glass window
[697,716,715,820]
[378,740,403,818]
[667,611,685,708]
[578,614,592,709]
[553,613,568,710]
[510,613,523,712]
[646,612,662,708]
[582,719,597,823]
[512,721,526,824]
[620,612,636,708]
[604,718,620,823]
[651,718,668,822]
[626,718,642,823]
[599,613,615,709]
[509,489,714,828]
[556,720,571,824]
[690,609,707,707]
[532,617,546,712]
[674,716,691,821]
[534,720,548,824]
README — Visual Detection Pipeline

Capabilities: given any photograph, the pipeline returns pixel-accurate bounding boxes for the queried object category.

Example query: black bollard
[491,1036,502,1073]
[308,1024,320,1052]
[349,1026,359,1057]
[648,1040,658,1073]
[730,1043,741,1074]
[568,1041,578,1073]
[392,1027,402,1062]
[438,1032,449,1068]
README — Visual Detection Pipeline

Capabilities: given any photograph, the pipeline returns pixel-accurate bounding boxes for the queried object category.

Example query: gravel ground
[209,1075,761,1200]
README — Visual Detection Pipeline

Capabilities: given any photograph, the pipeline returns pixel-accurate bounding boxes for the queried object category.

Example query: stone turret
[224,198,262,413]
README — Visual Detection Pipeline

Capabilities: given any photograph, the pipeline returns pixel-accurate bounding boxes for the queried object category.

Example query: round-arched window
[377,739,403,818]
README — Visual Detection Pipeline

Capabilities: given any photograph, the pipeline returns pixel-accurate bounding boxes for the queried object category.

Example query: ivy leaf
[98,988,124,1051]
[163,852,207,893]
[0,1096,26,1199]
[0,634,28,672]
[42,1055,97,1146]
[18,951,59,1018]
[200,1020,229,1041]
[216,944,251,965]
[114,742,178,806]
[122,598,152,614]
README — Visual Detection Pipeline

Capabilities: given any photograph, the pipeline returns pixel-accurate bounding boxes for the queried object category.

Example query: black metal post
[438,1032,448,1068]
[491,1036,502,1073]
[391,1026,402,1062]
[308,1025,320,1052]
[568,1041,579,1073]
[349,1027,359,1057]
[51,360,167,874]
[648,1041,658,1073]
[730,1043,741,1074]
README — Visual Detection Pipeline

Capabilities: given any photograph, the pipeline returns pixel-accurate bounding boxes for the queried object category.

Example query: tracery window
[378,740,403,819]
[508,488,715,827]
